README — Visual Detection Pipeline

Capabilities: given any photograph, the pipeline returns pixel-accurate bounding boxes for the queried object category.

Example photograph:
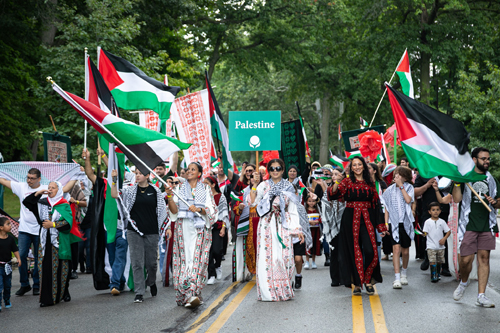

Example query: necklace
[139,185,149,194]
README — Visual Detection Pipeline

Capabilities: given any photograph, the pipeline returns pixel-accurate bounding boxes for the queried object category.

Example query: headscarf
[47,181,64,207]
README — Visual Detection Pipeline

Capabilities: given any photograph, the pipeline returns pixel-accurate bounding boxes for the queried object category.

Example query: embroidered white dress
[169,185,217,305]
[255,181,302,302]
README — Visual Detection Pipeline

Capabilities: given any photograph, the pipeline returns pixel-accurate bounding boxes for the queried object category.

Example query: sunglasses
[172,181,180,185]
[269,166,283,172]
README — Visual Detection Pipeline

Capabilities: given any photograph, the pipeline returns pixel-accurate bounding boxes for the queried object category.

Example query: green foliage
[450,62,500,179]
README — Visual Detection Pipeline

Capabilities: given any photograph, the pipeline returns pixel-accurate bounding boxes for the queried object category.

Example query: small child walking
[382,166,415,289]
[422,202,451,282]
[304,193,321,270]
[0,217,21,312]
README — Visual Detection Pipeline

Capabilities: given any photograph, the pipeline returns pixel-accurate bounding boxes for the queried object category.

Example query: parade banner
[341,125,385,152]
[43,132,72,163]
[169,89,212,178]
[279,120,306,173]
[228,111,281,151]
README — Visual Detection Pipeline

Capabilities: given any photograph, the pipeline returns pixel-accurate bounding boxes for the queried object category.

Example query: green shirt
[466,178,500,233]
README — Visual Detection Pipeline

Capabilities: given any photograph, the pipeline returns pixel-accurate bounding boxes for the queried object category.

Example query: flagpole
[84,47,88,156]
[47,76,201,217]
[394,128,397,164]
[369,49,407,127]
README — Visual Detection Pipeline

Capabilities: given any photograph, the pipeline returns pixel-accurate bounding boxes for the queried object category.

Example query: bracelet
[222,223,226,228]
[399,186,404,190]
[112,182,116,186]
[76,200,79,205]
[167,195,172,198]
[252,187,257,191]
[101,154,106,158]
[52,222,56,228]
[335,181,340,185]
[454,183,461,187]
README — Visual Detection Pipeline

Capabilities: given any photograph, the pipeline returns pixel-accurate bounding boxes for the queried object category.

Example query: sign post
[228,111,282,153]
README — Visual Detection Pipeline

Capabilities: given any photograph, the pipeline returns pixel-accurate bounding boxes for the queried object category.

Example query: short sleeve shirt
[0,234,19,262]
[423,218,450,250]
[11,182,48,235]
[466,178,500,232]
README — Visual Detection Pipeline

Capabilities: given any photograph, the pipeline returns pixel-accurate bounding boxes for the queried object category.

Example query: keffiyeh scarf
[257,179,294,225]
[178,181,207,229]
[382,182,415,242]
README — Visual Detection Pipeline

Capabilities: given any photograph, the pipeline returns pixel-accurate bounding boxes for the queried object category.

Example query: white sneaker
[453,281,470,301]
[216,267,222,280]
[311,262,318,269]
[393,280,402,289]
[476,294,495,308]
[304,262,310,270]
[400,275,408,285]
[207,276,216,285]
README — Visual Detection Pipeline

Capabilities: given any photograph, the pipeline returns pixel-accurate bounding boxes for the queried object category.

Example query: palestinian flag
[230,192,243,202]
[330,150,349,169]
[345,150,362,159]
[206,71,234,175]
[360,117,368,128]
[395,49,414,98]
[297,180,307,195]
[386,83,485,183]
[98,47,180,121]
[212,159,221,168]
[53,200,81,260]
[296,102,310,156]
[52,83,191,176]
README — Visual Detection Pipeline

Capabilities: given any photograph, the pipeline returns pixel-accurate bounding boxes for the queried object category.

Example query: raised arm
[82,149,97,184]
[0,178,12,189]
[452,183,463,203]
[110,169,119,199]
[63,180,77,193]
[170,151,178,175]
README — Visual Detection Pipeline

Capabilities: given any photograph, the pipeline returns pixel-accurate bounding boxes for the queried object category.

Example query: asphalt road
[2,238,500,333]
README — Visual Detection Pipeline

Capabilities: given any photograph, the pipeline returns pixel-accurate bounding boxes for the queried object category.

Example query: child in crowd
[423,202,451,282]
[0,217,21,312]
[304,193,321,270]
[382,166,415,289]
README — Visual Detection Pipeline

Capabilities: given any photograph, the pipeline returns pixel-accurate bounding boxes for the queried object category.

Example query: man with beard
[452,147,500,307]
[414,175,452,276]
[154,152,178,192]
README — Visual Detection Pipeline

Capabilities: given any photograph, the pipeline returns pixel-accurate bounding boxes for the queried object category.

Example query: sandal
[365,284,375,295]
[352,286,362,296]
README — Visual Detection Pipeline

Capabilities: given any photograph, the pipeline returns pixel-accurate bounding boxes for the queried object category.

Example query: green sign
[228,111,281,151]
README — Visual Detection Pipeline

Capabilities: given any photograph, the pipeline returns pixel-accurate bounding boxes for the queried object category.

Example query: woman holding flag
[167,162,217,308]
[23,181,78,307]
[254,159,304,301]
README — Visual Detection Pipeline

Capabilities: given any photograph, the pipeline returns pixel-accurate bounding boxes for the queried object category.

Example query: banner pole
[394,129,397,164]
[256,151,259,168]
[48,77,200,217]
[466,183,492,213]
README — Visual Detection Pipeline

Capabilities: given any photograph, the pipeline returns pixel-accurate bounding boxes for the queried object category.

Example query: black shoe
[16,286,32,296]
[352,287,362,296]
[134,295,144,303]
[441,267,452,277]
[70,271,78,279]
[331,282,340,287]
[221,255,226,261]
[295,275,302,289]
[150,283,158,297]
[79,262,86,274]
[63,294,71,302]
[33,288,40,296]
[365,284,375,295]
[324,254,330,266]
[420,258,429,271]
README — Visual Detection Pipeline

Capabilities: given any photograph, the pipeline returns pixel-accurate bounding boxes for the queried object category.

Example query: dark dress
[328,178,387,287]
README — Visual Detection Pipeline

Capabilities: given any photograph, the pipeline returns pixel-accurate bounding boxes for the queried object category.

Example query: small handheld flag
[360,117,368,128]
[230,192,244,202]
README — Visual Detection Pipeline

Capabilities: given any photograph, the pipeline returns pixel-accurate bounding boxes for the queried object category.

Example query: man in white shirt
[0,168,75,296]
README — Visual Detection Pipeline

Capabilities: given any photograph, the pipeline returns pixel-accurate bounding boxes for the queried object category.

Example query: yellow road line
[205,281,256,333]
[185,281,240,333]
[352,287,366,333]
[369,285,389,333]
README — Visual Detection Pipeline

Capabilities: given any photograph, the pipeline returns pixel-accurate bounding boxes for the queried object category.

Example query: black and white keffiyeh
[382,182,414,242]
[217,194,230,225]
[121,183,167,236]
[257,179,295,225]
[178,181,207,229]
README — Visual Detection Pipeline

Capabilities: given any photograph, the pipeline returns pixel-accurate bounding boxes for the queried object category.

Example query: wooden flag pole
[466,183,493,213]
[256,151,259,168]
[49,115,58,132]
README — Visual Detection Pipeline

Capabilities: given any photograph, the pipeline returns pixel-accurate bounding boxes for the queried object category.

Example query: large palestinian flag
[98,48,180,121]
[52,83,191,176]
[206,71,234,174]
[386,83,485,182]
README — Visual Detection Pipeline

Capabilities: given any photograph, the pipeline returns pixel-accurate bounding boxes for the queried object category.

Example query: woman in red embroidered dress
[328,157,388,295]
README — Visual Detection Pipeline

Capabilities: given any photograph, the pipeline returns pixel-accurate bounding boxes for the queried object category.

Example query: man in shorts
[452,147,500,307]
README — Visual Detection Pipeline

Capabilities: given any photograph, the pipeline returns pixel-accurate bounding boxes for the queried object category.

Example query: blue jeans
[78,228,92,271]
[18,231,39,288]
[106,229,128,290]
[0,265,12,301]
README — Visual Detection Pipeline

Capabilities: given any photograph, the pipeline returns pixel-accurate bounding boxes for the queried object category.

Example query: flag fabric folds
[97,48,180,120]
[386,83,485,183]
[52,84,191,176]
[395,49,414,98]
[329,150,349,169]
[345,150,362,159]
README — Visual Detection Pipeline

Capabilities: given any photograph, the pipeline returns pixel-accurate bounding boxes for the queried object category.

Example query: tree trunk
[420,51,431,104]
[40,0,58,46]
[206,35,222,83]
[319,91,331,165]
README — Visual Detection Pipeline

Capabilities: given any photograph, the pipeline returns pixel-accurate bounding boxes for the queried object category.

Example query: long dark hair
[205,175,221,194]
[240,163,256,185]
[349,157,373,187]
[369,163,384,183]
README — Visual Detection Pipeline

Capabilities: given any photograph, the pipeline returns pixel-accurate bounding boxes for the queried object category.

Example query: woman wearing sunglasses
[253,158,304,301]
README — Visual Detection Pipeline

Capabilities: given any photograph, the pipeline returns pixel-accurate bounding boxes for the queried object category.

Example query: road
[2,239,500,333]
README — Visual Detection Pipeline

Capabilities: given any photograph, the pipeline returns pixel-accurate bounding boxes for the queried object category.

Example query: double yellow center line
[352,285,389,333]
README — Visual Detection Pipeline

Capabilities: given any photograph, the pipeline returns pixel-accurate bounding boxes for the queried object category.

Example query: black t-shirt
[414,175,450,222]
[0,234,19,263]
[128,185,158,235]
